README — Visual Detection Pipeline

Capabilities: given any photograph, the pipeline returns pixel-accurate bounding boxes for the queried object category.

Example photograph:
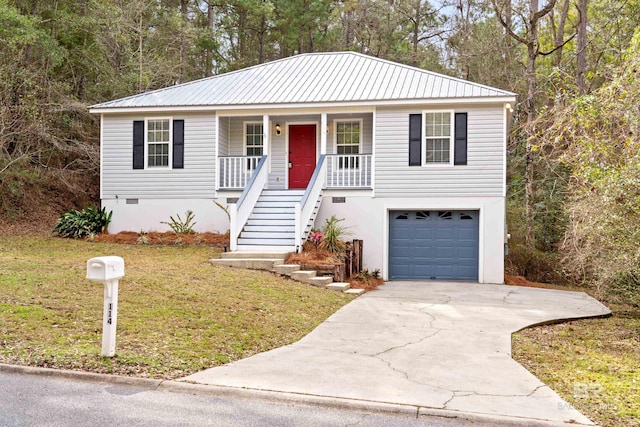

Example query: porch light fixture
[275,123,282,135]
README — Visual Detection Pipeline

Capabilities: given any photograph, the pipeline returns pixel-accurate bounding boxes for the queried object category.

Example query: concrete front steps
[210,252,365,295]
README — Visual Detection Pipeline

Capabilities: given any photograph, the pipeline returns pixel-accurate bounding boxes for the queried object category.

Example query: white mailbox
[86,256,125,282]
[86,256,124,357]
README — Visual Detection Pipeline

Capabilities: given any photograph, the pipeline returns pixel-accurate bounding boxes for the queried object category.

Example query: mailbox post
[86,256,125,357]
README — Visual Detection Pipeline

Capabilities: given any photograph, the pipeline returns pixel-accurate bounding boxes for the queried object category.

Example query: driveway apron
[181,281,610,426]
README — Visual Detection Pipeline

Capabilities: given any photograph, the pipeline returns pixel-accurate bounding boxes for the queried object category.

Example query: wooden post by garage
[352,239,363,273]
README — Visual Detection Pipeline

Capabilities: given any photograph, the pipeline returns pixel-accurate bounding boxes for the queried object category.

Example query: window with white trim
[335,120,361,168]
[147,119,171,167]
[245,122,264,157]
[423,112,453,164]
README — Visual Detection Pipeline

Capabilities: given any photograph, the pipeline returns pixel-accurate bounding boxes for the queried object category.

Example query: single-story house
[90,52,516,284]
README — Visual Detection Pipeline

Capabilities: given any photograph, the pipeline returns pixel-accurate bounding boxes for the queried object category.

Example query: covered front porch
[215,111,373,252]
[216,112,373,191]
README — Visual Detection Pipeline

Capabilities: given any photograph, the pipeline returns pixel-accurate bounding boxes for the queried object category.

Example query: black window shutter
[408,114,422,166]
[173,119,184,169]
[454,113,468,166]
[133,120,144,170]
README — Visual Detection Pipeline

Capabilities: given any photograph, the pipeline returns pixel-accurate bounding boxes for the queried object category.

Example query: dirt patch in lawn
[94,231,229,246]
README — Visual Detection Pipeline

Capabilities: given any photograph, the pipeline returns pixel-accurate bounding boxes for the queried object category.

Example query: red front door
[288,124,317,189]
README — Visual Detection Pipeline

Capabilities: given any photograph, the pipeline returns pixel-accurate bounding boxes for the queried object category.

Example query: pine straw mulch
[349,276,384,291]
[93,231,229,246]
[504,274,586,292]
[285,247,342,266]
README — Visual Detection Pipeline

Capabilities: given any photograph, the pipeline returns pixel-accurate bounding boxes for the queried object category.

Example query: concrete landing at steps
[210,251,289,270]
[181,281,611,426]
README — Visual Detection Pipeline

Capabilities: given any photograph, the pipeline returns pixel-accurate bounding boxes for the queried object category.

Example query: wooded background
[1,0,638,297]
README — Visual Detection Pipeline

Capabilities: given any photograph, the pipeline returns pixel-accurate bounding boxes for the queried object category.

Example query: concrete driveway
[181,281,610,426]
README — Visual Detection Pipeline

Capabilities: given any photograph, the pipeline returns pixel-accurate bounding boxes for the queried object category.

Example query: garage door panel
[389,210,479,281]
[457,247,476,258]
[413,265,432,276]
[435,248,455,258]
[434,265,455,277]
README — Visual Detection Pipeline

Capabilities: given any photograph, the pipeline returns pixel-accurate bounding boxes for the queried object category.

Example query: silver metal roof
[91,52,515,110]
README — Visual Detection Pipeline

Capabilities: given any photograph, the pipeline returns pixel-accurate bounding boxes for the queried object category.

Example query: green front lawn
[0,236,352,379]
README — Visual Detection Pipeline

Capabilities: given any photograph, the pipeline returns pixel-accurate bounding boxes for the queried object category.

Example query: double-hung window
[423,111,453,165]
[147,119,171,167]
[244,122,263,170]
[335,120,361,168]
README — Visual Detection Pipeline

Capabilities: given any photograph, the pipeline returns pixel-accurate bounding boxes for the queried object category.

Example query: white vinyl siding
[375,105,504,197]
[102,113,216,199]
[218,117,229,157]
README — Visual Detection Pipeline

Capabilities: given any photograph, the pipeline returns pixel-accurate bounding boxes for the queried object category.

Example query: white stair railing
[229,156,268,251]
[219,156,262,189]
[326,154,372,188]
[294,155,327,252]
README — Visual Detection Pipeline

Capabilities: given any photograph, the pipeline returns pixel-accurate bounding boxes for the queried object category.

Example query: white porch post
[214,114,220,191]
[263,115,271,177]
[320,113,327,155]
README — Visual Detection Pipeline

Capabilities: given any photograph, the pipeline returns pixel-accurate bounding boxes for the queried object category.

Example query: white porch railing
[219,156,262,189]
[295,155,327,251]
[326,154,372,188]
[229,156,268,251]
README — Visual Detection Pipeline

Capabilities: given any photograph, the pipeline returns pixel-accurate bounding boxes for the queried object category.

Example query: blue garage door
[389,210,479,281]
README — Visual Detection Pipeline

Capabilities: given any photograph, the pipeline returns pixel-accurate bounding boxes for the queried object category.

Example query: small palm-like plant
[320,215,350,253]
[161,210,197,234]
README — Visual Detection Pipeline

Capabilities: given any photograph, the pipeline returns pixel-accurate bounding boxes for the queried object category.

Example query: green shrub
[161,210,196,234]
[603,271,640,307]
[53,206,112,238]
[505,242,565,284]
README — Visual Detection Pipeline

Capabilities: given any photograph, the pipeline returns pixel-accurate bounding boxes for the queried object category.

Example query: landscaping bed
[285,242,383,291]
[94,231,229,246]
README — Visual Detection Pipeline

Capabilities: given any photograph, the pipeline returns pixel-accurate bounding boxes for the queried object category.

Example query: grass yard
[512,302,640,427]
[0,236,352,379]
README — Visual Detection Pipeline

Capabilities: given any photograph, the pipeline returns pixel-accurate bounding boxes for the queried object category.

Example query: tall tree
[492,0,558,247]
[397,0,446,66]
[575,0,587,93]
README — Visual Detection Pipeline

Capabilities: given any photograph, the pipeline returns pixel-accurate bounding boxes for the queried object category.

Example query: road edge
[1,363,585,427]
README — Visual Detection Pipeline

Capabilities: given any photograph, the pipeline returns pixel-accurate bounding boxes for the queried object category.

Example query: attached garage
[389,210,479,281]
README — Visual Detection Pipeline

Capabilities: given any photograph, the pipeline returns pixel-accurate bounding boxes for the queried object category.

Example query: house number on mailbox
[107,303,113,325]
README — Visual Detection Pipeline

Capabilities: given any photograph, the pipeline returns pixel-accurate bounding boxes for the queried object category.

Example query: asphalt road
[0,371,469,427]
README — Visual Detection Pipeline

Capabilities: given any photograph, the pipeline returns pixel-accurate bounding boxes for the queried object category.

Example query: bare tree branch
[539,32,578,56]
